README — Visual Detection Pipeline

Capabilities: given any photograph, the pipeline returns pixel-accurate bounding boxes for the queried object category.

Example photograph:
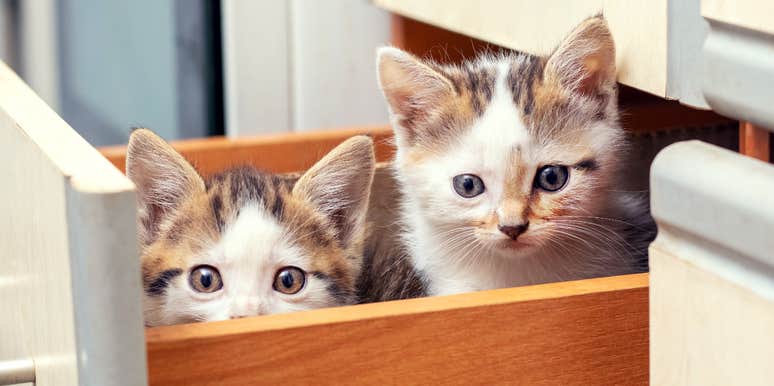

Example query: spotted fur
[127,130,375,325]
[374,16,654,296]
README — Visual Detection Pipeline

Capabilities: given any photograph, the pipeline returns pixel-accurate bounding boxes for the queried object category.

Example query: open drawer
[1,57,736,385]
[100,130,654,385]
[374,0,713,108]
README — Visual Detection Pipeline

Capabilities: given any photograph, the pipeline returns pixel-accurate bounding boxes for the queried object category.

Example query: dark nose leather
[498,223,529,240]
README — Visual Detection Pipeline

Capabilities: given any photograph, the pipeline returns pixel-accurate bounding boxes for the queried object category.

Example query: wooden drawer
[375,0,709,107]
[0,58,738,385]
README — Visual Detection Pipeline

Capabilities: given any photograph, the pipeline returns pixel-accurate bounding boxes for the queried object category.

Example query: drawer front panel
[375,0,669,97]
[146,274,648,386]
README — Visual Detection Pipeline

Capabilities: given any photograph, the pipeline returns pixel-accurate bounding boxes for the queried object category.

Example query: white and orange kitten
[127,130,375,325]
[374,17,653,297]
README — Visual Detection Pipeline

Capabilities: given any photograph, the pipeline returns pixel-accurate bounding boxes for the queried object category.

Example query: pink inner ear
[578,56,605,96]
[545,17,616,97]
[385,87,414,116]
[379,50,454,114]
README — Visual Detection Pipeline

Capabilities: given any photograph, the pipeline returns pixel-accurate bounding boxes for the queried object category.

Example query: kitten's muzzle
[498,223,529,240]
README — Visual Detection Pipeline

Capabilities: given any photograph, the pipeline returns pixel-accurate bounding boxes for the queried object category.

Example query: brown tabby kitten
[127,129,375,326]
[361,16,654,300]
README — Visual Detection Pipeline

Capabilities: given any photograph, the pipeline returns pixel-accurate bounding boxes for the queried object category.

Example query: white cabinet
[0,62,146,386]
[650,141,774,385]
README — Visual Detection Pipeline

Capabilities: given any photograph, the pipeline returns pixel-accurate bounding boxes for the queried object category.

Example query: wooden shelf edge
[146,273,648,385]
[146,273,647,343]
[100,125,394,175]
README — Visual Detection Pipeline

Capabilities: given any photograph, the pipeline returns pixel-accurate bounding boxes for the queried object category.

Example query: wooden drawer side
[100,126,395,176]
[146,274,649,386]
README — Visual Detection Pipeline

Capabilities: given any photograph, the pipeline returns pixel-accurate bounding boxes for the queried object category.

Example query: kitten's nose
[498,223,529,240]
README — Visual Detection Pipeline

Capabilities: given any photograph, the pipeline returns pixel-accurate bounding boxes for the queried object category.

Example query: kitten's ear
[293,136,375,248]
[544,16,616,97]
[376,47,455,145]
[126,128,205,246]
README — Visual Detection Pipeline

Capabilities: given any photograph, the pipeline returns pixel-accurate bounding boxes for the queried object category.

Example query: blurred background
[0,0,391,146]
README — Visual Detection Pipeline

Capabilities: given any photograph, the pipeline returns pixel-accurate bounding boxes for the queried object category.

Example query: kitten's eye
[535,165,569,192]
[273,266,306,294]
[452,174,485,198]
[189,265,223,293]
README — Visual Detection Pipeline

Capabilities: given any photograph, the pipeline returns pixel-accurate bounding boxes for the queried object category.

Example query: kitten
[373,16,654,297]
[126,129,375,326]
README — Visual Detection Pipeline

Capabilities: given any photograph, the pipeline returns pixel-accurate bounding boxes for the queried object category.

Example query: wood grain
[739,121,770,162]
[146,274,649,386]
[100,126,394,176]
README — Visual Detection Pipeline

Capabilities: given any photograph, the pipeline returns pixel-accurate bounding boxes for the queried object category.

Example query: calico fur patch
[127,130,375,325]
[372,16,654,297]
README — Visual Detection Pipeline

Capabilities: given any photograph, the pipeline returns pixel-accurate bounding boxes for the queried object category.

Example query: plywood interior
[100,126,395,176]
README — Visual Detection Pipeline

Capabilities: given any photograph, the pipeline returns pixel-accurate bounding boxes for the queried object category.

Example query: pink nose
[498,223,529,240]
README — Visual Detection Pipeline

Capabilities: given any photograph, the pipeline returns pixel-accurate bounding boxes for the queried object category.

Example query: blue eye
[535,165,569,192]
[273,266,306,294]
[189,265,223,293]
[453,174,485,198]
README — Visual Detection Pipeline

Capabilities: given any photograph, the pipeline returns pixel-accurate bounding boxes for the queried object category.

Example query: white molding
[288,0,390,131]
[222,0,391,136]
[650,141,774,385]
[702,18,774,130]
[221,0,290,137]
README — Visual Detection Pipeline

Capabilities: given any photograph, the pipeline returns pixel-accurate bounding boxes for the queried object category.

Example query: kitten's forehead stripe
[210,193,224,233]
[455,64,497,116]
[466,70,482,115]
[271,191,284,219]
[405,51,617,154]
[508,55,544,116]
[165,215,191,244]
[202,167,295,227]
